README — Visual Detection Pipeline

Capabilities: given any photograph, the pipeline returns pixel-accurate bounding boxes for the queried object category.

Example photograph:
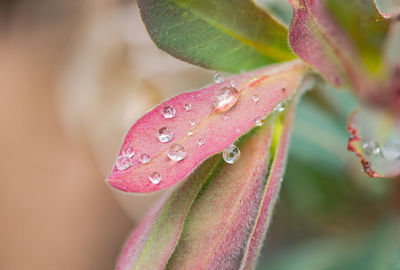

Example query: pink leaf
[107,60,308,193]
[116,102,297,269]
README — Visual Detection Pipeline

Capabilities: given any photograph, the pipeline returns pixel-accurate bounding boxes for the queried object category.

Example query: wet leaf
[347,106,400,177]
[137,0,295,73]
[116,103,297,269]
[107,60,309,193]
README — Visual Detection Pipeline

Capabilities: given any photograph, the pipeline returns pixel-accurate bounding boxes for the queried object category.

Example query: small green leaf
[137,0,295,73]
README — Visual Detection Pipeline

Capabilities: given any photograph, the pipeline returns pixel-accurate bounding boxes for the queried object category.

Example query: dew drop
[139,154,151,164]
[223,115,229,121]
[222,145,241,164]
[252,95,260,103]
[149,172,162,185]
[213,87,240,113]
[187,131,194,136]
[273,102,285,112]
[157,127,174,143]
[236,128,241,133]
[255,117,263,127]
[190,119,197,128]
[214,73,224,83]
[362,141,381,156]
[122,146,135,157]
[198,138,206,146]
[162,105,176,119]
[184,103,192,111]
[116,156,132,171]
[168,144,186,161]
[230,80,236,87]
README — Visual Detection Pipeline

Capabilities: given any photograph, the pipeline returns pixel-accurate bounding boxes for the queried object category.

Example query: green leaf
[137,0,295,73]
[253,0,294,26]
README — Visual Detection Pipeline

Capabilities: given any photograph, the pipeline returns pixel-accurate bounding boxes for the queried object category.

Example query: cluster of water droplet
[362,140,400,160]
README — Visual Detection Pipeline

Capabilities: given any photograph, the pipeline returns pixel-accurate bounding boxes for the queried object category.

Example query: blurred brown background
[0,0,211,269]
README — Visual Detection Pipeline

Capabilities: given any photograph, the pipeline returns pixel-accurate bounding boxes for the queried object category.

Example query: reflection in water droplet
[214,74,224,83]
[149,172,162,184]
[255,117,263,127]
[162,105,176,119]
[213,87,240,113]
[116,156,132,171]
[122,146,135,157]
[198,138,206,146]
[184,103,192,111]
[273,102,285,112]
[168,144,186,161]
[362,141,381,156]
[252,95,260,103]
[139,154,151,164]
[157,127,174,143]
[222,145,241,164]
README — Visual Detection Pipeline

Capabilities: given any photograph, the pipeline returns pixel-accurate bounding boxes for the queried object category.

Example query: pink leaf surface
[107,60,308,193]
[347,107,400,178]
[116,103,297,269]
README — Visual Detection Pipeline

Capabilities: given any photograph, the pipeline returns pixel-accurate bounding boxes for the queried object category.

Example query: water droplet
[149,172,162,185]
[222,115,229,121]
[168,144,186,161]
[162,105,176,119]
[213,87,240,113]
[254,117,263,127]
[214,73,224,83]
[139,154,151,164]
[122,146,135,157]
[236,128,241,133]
[362,141,381,156]
[190,120,197,128]
[187,131,194,136]
[157,127,174,143]
[381,141,400,160]
[222,145,241,164]
[252,95,260,103]
[230,80,236,87]
[184,103,192,111]
[280,177,284,183]
[116,156,132,171]
[273,102,285,112]
[198,138,206,146]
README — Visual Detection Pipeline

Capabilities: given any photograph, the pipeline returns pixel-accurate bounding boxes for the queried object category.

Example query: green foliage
[137,0,295,73]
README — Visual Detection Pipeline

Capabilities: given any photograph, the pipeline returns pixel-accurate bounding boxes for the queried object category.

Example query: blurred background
[0,0,399,269]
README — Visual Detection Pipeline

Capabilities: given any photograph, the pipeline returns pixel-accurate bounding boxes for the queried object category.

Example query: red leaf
[107,60,308,193]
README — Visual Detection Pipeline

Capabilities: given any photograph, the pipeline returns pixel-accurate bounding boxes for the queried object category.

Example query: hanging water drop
[157,127,174,143]
[184,103,192,111]
[198,138,206,146]
[162,105,176,119]
[139,154,151,164]
[116,156,132,171]
[213,87,240,113]
[273,102,285,112]
[362,141,381,156]
[149,172,162,185]
[254,117,263,127]
[168,144,186,161]
[122,146,135,157]
[252,95,260,103]
[214,73,224,83]
[222,145,241,164]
